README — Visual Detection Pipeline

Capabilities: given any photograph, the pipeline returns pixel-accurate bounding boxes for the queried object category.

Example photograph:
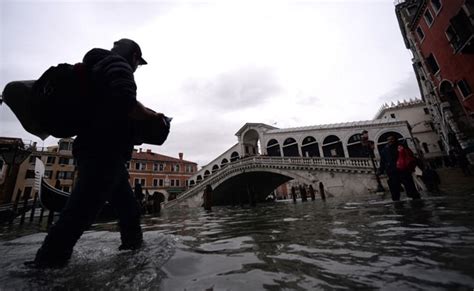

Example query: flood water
[1,192,474,290]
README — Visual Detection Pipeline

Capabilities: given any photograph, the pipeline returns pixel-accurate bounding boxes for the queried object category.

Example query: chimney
[179,152,183,160]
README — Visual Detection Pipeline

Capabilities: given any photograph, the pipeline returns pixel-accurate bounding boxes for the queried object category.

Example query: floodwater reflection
[1,193,474,290]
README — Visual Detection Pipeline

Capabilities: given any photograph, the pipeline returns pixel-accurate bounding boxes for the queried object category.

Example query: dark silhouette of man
[377,135,420,201]
[28,39,161,268]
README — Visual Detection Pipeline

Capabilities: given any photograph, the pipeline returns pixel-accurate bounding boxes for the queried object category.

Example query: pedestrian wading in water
[377,135,421,202]
[26,39,167,268]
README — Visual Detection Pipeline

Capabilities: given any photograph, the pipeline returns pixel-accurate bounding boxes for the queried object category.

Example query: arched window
[212,164,219,173]
[322,135,345,157]
[282,137,299,157]
[221,158,229,167]
[196,175,203,182]
[189,180,195,186]
[301,136,320,157]
[347,133,365,157]
[266,139,281,156]
[377,132,404,154]
[203,170,210,178]
[230,151,240,162]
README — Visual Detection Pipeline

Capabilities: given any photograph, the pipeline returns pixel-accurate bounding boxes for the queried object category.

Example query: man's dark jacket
[378,143,399,176]
[73,48,138,161]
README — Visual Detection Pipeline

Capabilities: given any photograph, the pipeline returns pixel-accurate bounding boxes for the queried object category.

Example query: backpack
[32,63,91,138]
[396,146,417,172]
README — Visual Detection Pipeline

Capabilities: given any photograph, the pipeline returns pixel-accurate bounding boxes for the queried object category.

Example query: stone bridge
[165,156,382,209]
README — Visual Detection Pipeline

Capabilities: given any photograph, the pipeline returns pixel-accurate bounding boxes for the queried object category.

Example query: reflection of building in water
[374,99,445,164]
[395,0,474,160]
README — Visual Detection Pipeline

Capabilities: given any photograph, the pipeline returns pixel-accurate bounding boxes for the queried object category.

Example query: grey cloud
[378,72,421,103]
[152,116,240,167]
[182,67,281,112]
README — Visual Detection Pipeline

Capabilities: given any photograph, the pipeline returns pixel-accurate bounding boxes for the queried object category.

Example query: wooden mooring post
[19,188,32,226]
[29,191,38,223]
[9,189,22,225]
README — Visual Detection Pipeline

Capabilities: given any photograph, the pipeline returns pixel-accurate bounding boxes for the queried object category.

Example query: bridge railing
[165,156,378,208]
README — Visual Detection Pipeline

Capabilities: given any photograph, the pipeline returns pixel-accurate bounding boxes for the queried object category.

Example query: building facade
[395,0,474,159]
[127,149,198,201]
[374,98,445,161]
[13,138,77,202]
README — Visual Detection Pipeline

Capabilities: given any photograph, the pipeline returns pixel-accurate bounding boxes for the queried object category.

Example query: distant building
[0,137,29,204]
[128,149,198,201]
[374,98,445,162]
[395,0,474,159]
[13,138,77,202]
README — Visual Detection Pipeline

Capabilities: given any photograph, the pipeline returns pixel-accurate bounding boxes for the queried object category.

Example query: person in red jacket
[377,135,421,201]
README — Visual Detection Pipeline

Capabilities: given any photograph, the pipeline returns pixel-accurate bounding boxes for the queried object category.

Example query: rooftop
[132,149,197,164]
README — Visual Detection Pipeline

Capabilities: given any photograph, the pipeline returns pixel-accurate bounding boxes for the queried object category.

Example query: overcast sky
[0,0,420,167]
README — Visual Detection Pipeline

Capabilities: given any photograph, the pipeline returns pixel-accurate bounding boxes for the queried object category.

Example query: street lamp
[361,131,385,193]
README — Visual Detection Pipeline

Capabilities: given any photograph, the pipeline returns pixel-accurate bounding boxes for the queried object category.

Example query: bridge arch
[266,139,281,156]
[322,135,345,157]
[211,167,313,205]
[203,170,211,178]
[283,137,300,157]
[212,164,219,173]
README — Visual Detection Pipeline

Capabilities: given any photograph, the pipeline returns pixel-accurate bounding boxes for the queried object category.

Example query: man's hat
[112,38,147,65]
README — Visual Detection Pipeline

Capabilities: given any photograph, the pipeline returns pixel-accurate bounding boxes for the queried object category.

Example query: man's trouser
[387,171,421,201]
[34,157,142,265]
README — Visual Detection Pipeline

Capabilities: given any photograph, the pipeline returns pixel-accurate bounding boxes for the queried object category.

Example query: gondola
[39,178,71,212]
[35,159,116,220]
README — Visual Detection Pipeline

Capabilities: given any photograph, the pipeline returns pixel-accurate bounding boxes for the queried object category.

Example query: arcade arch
[347,133,365,157]
[322,135,345,157]
[283,137,299,157]
[266,139,281,156]
[301,136,320,157]
[230,151,240,162]
[242,129,261,156]
[376,131,404,154]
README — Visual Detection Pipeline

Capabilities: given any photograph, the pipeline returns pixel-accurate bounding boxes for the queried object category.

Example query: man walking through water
[27,39,162,268]
[377,135,421,202]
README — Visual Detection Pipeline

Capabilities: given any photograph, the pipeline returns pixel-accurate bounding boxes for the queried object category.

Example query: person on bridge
[377,135,420,202]
[27,39,162,268]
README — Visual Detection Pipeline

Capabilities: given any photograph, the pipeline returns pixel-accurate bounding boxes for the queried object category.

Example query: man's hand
[129,101,163,120]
